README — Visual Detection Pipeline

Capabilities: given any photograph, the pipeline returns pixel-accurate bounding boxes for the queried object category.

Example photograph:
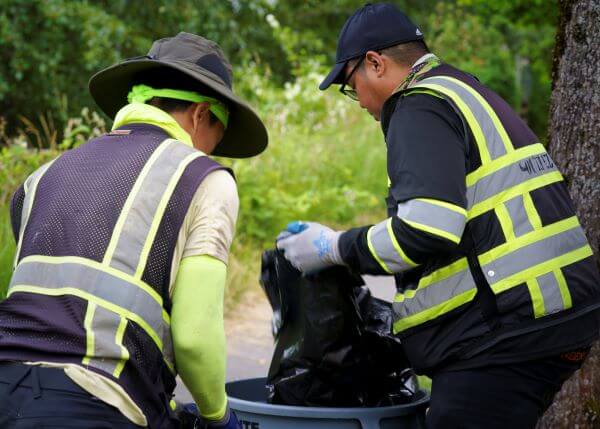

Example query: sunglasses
[339,56,365,101]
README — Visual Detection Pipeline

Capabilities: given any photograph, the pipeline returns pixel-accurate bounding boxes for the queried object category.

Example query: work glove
[276,221,344,274]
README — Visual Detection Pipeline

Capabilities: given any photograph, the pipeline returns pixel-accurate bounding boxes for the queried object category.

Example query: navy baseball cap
[319,3,424,90]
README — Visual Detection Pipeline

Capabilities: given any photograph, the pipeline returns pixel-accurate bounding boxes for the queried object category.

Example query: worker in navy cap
[278,3,600,428]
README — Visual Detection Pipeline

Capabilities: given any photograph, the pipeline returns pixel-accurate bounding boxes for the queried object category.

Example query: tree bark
[538,1,600,428]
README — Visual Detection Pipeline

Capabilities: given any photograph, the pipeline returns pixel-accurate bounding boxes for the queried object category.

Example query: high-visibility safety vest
[386,64,600,372]
[0,124,229,428]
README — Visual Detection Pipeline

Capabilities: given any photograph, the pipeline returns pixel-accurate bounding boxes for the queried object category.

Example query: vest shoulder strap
[407,75,515,164]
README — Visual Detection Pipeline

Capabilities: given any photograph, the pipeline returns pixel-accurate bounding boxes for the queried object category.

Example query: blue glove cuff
[286,221,309,234]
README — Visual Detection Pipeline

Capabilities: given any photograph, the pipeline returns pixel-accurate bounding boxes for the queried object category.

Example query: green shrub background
[0,0,558,303]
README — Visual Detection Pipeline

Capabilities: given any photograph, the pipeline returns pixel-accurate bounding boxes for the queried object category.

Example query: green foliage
[0,0,560,300]
[425,3,516,101]
[0,0,558,140]
[0,0,134,134]
[59,107,107,150]
[223,66,386,245]
[227,64,387,246]
[231,118,385,245]
[450,0,558,136]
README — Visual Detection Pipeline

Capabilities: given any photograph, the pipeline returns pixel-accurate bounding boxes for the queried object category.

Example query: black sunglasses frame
[339,55,365,100]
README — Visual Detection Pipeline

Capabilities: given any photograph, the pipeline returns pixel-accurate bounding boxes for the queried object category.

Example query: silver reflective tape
[466,151,558,209]
[392,224,586,323]
[397,199,466,240]
[393,265,476,319]
[159,321,174,366]
[19,164,51,234]
[482,226,588,287]
[19,176,37,235]
[10,261,169,351]
[370,220,413,273]
[88,306,123,374]
[504,194,533,237]
[109,140,197,275]
[537,272,565,315]
[418,77,507,160]
[14,161,55,267]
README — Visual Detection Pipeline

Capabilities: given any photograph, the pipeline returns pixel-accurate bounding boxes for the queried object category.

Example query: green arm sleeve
[171,255,228,420]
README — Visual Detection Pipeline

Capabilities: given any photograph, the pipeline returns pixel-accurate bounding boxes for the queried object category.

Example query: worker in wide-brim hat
[0,32,264,429]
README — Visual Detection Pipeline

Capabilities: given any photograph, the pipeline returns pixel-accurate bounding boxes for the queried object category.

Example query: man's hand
[276,221,343,274]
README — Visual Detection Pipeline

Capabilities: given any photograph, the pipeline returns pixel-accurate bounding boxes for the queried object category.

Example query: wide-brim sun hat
[89,32,268,158]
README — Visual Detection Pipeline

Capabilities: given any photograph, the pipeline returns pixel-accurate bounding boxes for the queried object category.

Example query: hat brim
[319,61,347,91]
[88,58,268,159]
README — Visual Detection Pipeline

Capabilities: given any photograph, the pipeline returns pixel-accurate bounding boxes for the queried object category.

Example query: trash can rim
[227,378,430,419]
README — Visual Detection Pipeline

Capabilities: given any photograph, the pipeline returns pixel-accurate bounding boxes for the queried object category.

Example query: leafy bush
[0,0,134,134]
[444,0,558,137]
[0,0,557,142]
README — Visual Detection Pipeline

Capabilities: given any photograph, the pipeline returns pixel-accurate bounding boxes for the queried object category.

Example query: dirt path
[223,289,274,382]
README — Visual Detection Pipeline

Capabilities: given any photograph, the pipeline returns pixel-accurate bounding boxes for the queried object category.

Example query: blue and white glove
[276,221,344,274]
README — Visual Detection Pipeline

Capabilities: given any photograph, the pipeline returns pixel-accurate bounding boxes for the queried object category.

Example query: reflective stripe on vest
[392,76,593,334]
[10,137,201,375]
[9,255,173,375]
[83,302,129,376]
[393,217,591,332]
[367,218,418,274]
[407,76,514,163]
[366,198,465,274]
[466,143,562,219]
[103,139,199,277]
[393,258,477,332]
[397,198,467,244]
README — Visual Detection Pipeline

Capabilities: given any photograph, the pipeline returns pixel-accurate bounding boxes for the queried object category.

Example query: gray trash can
[226,378,429,429]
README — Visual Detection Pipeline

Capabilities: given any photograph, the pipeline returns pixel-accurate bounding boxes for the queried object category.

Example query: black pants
[426,351,588,429]
[0,362,142,428]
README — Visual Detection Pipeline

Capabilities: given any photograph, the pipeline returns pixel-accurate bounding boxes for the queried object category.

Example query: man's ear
[365,51,385,78]
[190,102,211,129]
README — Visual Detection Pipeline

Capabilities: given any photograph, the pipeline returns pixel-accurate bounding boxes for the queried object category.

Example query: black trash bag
[261,249,419,407]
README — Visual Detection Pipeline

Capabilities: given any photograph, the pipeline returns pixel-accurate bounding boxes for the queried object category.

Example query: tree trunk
[537,1,600,428]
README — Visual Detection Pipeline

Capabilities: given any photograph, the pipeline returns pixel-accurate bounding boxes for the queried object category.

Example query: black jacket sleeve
[338,93,468,275]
